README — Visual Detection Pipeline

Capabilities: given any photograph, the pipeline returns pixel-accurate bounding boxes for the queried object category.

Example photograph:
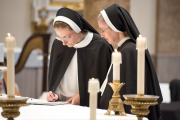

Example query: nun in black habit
[47,8,113,107]
[97,4,163,120]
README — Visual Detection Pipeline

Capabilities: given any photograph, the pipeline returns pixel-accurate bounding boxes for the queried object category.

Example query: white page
[27,98,69,105]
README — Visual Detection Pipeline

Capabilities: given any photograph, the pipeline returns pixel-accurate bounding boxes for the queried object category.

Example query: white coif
[53,16,81,33]
[117,37,130,47]
[100,10,122,33]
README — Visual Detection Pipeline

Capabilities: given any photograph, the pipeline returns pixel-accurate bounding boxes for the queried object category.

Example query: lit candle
[136,35,147,96]
[88,78,99,120]
[5,33,16,97]
[112,49,122,81]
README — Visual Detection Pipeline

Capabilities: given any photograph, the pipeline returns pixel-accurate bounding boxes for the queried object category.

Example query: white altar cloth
[0,104,148,120]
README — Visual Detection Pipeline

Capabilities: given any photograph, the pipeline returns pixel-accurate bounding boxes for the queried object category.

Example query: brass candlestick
[123,94,159,120]
[0,96,29,120]
[105,80,126,116]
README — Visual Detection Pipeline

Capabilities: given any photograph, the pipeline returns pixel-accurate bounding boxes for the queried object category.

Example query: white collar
[73,32,93,48]
[117,36,130,47]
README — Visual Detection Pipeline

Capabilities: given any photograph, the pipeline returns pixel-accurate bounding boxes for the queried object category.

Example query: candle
[136,35,147,96]
[5,33,16,97]
[88,78,99,120]
[112,49,122,81]
[0,43,4,62]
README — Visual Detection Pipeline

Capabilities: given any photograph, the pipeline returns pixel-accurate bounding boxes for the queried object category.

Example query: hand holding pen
[46,90,58,102]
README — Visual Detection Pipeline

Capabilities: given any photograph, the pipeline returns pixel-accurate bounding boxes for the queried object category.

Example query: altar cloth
[0,104,148,120]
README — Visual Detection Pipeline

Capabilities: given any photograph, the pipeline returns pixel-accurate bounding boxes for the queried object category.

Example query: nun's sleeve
[48,39,56,91]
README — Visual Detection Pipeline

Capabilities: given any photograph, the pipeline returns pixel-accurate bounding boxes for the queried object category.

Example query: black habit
[99,4,163,120]
[48,8,113,108]
[48,33,112,107]
[170,79,180,102]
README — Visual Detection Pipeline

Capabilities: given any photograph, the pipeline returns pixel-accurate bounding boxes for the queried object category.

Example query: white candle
[112,49,122,81]
[0,43,4,62]
[136,35,147,95]
[5,33,16,97]
[88,78,99,120]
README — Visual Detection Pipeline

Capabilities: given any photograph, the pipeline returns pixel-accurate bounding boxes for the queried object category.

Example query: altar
[0,104,148,120]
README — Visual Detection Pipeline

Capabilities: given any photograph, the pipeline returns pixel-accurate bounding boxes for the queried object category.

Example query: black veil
[54,8,98,34]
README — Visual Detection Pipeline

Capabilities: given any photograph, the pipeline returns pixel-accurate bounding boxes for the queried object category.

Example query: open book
[27,98,69,105]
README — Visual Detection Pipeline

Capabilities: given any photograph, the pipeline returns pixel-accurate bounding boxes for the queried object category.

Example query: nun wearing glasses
[46,8,113,107]
[98,4,162,120]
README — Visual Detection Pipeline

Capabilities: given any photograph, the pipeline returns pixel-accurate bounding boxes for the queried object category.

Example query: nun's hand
[46,91,58,102]
[66,93,80,105]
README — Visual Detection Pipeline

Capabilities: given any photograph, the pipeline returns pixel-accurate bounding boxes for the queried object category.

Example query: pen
[52,89,55,102]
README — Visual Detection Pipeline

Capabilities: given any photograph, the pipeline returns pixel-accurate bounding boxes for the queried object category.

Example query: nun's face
[98,20,119,44]
[54,27,79,47]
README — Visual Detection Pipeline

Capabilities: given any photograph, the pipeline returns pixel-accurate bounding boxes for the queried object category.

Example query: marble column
[84,0,130,33]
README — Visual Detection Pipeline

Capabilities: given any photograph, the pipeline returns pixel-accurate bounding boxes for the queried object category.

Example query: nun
[46,8,113,107]
[97,4,163,120]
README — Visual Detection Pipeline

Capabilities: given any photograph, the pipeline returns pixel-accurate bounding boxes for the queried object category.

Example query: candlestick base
[0,96,29,120]
[7,95,15,99]
[123,94,159,120]
[104,80,126,116]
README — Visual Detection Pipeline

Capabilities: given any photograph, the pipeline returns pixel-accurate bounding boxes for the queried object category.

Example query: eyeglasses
[100,27,109,33]
[55,32,75,41]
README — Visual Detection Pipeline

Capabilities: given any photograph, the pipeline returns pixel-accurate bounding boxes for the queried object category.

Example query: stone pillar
[84,0,130,33]
[156,0,180,83]
[156,0,180,54]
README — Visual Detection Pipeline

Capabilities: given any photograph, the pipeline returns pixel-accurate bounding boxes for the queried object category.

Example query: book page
[27,98,69,105]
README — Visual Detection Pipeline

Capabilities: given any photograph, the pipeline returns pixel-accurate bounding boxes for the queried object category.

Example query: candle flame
[7,33,11,36]
[92,78,94,80]
[115,49,117,52]
[139,35,142,37]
